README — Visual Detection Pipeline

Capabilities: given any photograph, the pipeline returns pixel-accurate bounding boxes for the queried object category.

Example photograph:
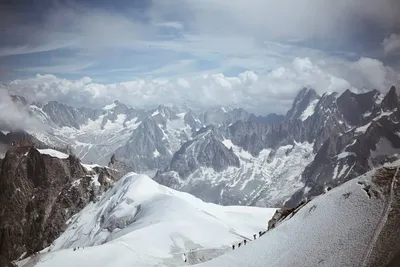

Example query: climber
[232,244,235,250]
[253,234,257,240]
[238,242,241,248]
[259,231,262,237]
[182,253,187,263]
[244,239,247,245]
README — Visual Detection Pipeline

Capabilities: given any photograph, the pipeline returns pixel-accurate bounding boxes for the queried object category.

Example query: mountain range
[2,85,400,266]
[2,86,400,209]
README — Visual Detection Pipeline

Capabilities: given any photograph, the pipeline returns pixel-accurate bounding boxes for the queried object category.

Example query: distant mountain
[3,86,400,209]
[3,85,400,266]
[155,86,400,208]
[1,96,280,174]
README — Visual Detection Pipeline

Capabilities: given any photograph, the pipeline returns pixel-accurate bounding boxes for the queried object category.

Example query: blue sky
[1,0,400,114]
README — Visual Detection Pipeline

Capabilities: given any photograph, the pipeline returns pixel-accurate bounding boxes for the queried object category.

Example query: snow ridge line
[359,167,399,267]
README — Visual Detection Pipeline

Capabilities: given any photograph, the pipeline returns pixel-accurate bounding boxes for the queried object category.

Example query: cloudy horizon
[1,0,400,114]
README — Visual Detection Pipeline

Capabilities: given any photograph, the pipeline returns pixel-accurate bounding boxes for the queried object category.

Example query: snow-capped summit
[20,172,275,267]
[285,88,320,122]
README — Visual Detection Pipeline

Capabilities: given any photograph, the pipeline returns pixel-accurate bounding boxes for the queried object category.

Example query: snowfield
[19,164,400,267]
[19,173,275,267]
[196,166,399,267]
[37,148,69,159]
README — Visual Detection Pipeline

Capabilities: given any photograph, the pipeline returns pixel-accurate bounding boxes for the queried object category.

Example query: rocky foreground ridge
[0,146,120,265]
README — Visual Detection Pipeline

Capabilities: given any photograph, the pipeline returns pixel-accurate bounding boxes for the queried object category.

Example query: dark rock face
[42,101,89,129]
[252,113,284,125]
[286,87,400,207]
[0,131,48,154]
[284,88,319,121]
[114,117,170,173]
[381,86,399,111]
[155,87,400,208]
[336,89,380,125]
[0,147,120,262]
[169,130,240,178]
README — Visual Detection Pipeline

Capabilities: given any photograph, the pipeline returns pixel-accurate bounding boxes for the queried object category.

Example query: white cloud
[0,89,47,131]
[3,57,398,115]
[150,0,400,44]
[382,34,400,56]
[1,1,400,116]
[2,0,400,77]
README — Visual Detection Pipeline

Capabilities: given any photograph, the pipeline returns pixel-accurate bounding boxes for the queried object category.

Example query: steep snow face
[299,98,319,121]
[163,112,193,153]
[156,141,314,207]
[195,166,400,267]
[37,148,69,159]
[285,88,320,121]
[23,173,275,267]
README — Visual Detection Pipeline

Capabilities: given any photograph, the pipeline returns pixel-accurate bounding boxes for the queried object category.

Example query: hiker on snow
[232,244,235,250]
[244,239,247,245]
[253,234,257,240]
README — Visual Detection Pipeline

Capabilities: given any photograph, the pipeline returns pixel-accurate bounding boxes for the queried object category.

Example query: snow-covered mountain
[155,126,314,206]
[196,162,400,267]
[2,97,276,175]
[155,86,400,208]
[3,86,400,210]
[17,161,400,267]
[17,172,275,267]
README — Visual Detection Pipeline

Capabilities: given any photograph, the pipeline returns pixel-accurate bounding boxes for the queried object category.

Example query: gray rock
[0,147,120,262]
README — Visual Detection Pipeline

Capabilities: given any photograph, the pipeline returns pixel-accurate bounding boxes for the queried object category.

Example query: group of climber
[231,230,266,250]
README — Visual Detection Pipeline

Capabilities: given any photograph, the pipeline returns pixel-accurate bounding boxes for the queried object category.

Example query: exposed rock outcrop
[0,147,120,262]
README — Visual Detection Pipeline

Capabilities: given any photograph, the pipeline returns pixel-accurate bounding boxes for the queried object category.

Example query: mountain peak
[381,85,399,111]
[285,87,320,121]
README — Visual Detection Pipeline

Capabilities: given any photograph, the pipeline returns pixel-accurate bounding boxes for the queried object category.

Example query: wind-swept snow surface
[195,165,400,267]
[37,148,69,159]
[20,173,275,267]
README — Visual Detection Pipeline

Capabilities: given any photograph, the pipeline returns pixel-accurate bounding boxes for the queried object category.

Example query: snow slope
[19,173,275,267]
[195,166,399,267]
[300,98,319,121]
[37,148,69,159]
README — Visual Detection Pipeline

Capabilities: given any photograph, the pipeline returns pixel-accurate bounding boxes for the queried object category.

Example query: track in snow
[360,167,399,267]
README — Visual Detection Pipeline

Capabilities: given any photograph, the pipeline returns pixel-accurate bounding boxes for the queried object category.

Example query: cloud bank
[1,0,400,115]
[3,57,399,115]
[0,89,46,131]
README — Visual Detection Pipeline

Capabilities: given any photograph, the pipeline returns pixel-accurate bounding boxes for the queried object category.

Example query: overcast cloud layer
[1,0,400,114]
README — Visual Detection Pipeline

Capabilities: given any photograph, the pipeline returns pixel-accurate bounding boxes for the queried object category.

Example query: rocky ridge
[0,146,120,263]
